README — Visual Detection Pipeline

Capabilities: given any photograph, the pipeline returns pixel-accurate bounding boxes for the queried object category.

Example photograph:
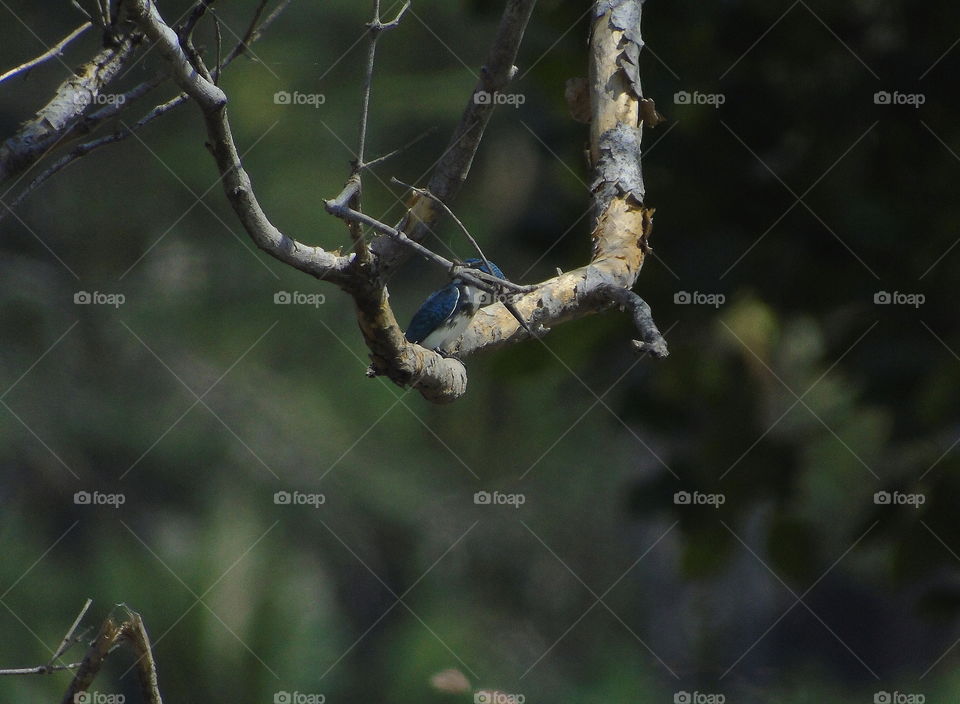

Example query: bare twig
[346,0,410,262]
[372,0,538,275]
[128,0,352,284]
[213,13,223,84]
[361,125,437,170]
[389,177,492,270]
[0,22,93,85]
[324,197,534,294]
[214,0,274,79]
[180,0,219,40]
[356,0,410,168]
[387,176,534,334]
[49,598,93,667]
[0,662,83,675]
[50,603,165,704]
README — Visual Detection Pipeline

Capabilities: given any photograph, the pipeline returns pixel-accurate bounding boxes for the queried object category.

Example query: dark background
[1,0,959,701]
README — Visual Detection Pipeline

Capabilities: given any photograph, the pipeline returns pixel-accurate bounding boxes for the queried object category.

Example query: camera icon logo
[274,491,292,505]
[873,692,891,704]
[274,91,292,105]
[874,291,891,304]
[74,291,92,304]
[74,491,92,505]
[674,291,691,304]
[474,91,492,105]
[474,491,491,505]
[473,693,491,704]
[674,91,691,105]
[674,692,691,704]
[274,291,292,304]
[674,491,691,505]
[874,491,891,505]
[274,692,292,704]
[874,91,891,105]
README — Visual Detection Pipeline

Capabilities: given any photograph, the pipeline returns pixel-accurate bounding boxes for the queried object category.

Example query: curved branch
[125,0,663,403]
[128,0,352,284]
[344,0,665,400]
[452,0,663,360]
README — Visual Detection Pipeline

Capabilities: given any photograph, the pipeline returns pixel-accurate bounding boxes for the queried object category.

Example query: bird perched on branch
[405,258,506,354]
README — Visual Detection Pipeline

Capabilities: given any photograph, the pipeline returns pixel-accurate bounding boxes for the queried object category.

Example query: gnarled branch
[123,0,664,402]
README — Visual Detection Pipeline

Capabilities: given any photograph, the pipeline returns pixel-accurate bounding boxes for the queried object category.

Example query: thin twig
[390,177,492,271]
[48,598,93,667]
[214,0,275,80]
[361,125,437,170]
[324,198,535,294]
[349,0,410,261]
[371,0,537,273]
[180,0,218,40]
[388,178,532,333]
[0,22,92,85]
[0,662,83,675]
[356,0,410,167]
[213,14,223,84]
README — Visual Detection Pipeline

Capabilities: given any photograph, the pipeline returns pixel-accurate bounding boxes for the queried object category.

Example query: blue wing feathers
[405,284,460,343]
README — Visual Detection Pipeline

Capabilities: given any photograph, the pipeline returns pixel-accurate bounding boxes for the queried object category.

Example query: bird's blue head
[461,258,505,280]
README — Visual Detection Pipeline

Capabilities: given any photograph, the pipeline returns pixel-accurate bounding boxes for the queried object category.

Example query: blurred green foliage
[2,0,960,702]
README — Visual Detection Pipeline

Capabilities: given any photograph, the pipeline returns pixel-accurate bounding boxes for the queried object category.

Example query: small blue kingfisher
[405,258,506,353]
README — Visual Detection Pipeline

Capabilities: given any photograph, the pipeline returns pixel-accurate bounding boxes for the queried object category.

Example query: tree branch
[0,22,92,85]
[122,0,665,402]
[0,0,292,223]
[448,0,666,361]
[370,0,538,277]
[127,0,352,283]
[0,22,141,184]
